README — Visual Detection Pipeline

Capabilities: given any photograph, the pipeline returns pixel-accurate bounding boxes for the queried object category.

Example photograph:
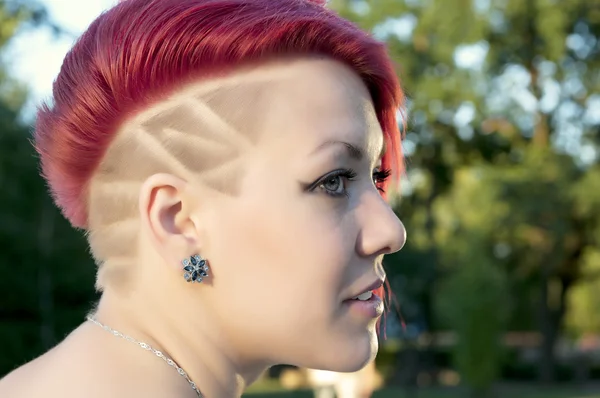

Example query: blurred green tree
[0,0,97,376]
[331,0,600,385]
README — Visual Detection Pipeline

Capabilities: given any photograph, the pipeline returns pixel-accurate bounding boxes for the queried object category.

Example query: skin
[0,57,406,398]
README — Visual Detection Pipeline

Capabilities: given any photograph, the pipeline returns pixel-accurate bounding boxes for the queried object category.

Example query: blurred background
[0,0,599,397]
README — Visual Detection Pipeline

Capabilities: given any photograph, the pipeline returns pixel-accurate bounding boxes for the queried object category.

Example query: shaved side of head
[87,64,286,289]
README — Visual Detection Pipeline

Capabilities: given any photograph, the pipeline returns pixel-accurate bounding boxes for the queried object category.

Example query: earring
[182,254,209,283]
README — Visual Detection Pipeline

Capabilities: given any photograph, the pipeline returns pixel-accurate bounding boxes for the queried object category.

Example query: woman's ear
[138,173,201,268]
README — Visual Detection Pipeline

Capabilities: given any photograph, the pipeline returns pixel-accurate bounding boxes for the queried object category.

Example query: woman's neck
[93,287,266,398]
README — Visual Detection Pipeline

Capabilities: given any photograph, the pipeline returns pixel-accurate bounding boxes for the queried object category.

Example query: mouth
[345,279,384,302]
[342,279,385,319]
[350,291,375,301]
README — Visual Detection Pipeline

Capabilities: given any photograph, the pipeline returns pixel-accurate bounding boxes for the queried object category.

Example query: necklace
[86,316,203,397]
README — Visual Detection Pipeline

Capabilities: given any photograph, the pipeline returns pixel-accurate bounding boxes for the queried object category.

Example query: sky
[7,0,117,119]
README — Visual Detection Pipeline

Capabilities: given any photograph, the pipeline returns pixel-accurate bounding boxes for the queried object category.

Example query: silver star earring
[182,254,209,283]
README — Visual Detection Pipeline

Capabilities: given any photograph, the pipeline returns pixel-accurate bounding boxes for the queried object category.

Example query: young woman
[0,0,406,396]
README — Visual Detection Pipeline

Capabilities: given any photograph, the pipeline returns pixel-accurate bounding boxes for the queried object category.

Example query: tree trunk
[538,277,558,383]
[538,231,583,383]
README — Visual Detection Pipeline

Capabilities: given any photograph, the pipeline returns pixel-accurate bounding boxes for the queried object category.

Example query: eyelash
[373,168,392,193]
[310,168,392,198]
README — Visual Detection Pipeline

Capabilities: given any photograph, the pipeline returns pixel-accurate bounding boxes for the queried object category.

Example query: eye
[321,175,345,195]
[311,168,357,198]
[373,168,392,193]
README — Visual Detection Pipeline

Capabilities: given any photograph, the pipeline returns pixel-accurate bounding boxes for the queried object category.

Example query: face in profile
[188,58,406,372]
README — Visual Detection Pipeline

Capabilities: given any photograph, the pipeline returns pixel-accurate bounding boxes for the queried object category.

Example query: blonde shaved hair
[88,65,282,290]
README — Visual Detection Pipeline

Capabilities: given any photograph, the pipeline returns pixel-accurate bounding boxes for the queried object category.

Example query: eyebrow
[312,139,386,161]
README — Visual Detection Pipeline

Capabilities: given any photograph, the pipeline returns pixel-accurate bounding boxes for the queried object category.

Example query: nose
[355,191,406,257]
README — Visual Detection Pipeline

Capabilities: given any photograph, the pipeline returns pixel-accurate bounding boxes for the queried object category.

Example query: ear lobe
[139,173,200,263]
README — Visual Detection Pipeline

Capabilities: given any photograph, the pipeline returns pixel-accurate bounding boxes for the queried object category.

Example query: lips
[345,278,385,301]
[342,279,385,319]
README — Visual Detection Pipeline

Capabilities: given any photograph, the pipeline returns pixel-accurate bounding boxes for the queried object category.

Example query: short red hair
[35,0,405,229]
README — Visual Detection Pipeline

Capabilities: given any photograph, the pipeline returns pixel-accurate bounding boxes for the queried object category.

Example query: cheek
[207,191,356,322]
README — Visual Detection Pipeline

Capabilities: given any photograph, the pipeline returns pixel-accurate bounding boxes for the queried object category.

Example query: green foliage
[0,0,50,48]
[436,254,508,397]
[434,170,510,395]
[565,166,600,336]
[0,98,98,375]
[565,251,600,335]
[332,0,600,387]
[0,0,97,376]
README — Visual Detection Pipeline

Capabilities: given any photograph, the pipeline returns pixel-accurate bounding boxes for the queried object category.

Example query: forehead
[260,59,383,160]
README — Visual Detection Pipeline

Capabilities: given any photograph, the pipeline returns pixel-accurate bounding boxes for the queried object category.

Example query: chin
[308,328,379,373]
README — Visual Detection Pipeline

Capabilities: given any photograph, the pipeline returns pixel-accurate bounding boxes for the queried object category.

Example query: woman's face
[199,58,406,371]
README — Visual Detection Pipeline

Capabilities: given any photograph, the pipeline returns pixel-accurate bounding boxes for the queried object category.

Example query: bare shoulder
[0,332,92,398]
[0,360,35,397]
[0,350,69,397]
[1,323,184,398]
[0,325,124,398]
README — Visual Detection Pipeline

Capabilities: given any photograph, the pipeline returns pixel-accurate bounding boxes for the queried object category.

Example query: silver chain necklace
[86,316,203,397]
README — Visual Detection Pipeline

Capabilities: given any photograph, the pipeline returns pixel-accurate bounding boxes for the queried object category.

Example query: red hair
[35,0,405,230]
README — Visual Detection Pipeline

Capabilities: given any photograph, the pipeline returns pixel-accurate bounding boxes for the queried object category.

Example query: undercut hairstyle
[34,0,406,293]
